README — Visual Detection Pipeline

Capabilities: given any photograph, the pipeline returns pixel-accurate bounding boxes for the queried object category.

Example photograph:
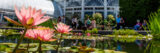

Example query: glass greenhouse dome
[0,0,63,22]
[55,0,119,21]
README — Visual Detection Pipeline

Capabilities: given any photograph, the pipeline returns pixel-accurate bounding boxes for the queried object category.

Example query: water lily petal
[55,22,72,34]
[49,39,57,41]
[14,6,23,21]
[4,16,22,26]
[34,16,50,25]
[25,6,32,19]
[20,5,27,18]
[14,6,49,28]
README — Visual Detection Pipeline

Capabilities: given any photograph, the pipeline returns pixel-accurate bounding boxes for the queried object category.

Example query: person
[91,19,96,29]
[119,17,125,29]
[62,15,66,23]
[116,15,121,30]
[57,16,61,23]
[101,23,105,30]
[72,16,78,29]
[134,20,141,30]
[77,20,84,29]
[85,17,91,29]
[142,20,147,30]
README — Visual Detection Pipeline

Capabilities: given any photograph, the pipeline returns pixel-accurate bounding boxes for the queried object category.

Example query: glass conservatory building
[0,0,119,23]
[56,0,119,21]
[0,0,63,23]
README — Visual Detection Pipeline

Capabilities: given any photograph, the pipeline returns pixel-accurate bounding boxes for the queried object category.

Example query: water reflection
[0,35,152,53]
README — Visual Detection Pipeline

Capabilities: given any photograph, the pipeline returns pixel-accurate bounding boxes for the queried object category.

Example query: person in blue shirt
[119,17,125,29]
[116,15,121,30]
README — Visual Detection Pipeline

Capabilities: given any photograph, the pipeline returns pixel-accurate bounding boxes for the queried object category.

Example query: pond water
[62,39,148,53]
[0,39,149,53]
[0,34,154,53]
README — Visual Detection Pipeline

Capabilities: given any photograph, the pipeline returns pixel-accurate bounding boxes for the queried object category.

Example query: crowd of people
[57,15,96,30]
[57,15,66,23]
[116,15,147,30]
[84,17,96,29]
[57,15,147,30]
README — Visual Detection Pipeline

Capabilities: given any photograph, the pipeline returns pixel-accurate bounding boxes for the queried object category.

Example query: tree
[120,0,160,26]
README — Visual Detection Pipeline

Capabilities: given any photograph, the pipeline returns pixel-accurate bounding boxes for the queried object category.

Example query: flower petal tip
[4,16,22,26]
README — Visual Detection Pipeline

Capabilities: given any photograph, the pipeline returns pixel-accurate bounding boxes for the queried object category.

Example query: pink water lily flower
[24,29,38,39]
[55,22,72,34]
[25,27,56,41]
[4,6,50,28]
[86,33,91,36]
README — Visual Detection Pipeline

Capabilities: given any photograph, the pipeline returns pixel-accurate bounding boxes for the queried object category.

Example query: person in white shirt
[72,16,78,29]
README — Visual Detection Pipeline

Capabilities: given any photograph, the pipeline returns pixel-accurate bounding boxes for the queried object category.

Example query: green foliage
[52,18,57,24]
[107,14,115,21]
[85,14,92,20]
[120,0,160,26]
[114,37,137,43]
[104,15,116,26]
[85,30,92,34]
[91,28,98,34]
[148,9,160,39]
[85,28,98,34]
[149,40,160,53]
[0,43,56,52]
[111,29,146,42]
[0,29,18,36]
[113,29,139,35]
[92,13,102,24]
[38,19,53,28]
[0,45,8,51]
[104,19,108,25]
[107,34,148,43]
[113,35,143,43]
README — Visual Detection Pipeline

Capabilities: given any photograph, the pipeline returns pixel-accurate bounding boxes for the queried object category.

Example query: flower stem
[12,28,27,53]
[38,40,42,53]
[27,39,30,53]
[56,34,62,53]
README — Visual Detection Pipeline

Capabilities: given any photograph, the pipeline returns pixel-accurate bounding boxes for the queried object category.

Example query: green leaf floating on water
[0,43,57,52]
[5,48,12,52]
[0,45,8,51]
[8,44,16,48]
[28,48,37,52]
